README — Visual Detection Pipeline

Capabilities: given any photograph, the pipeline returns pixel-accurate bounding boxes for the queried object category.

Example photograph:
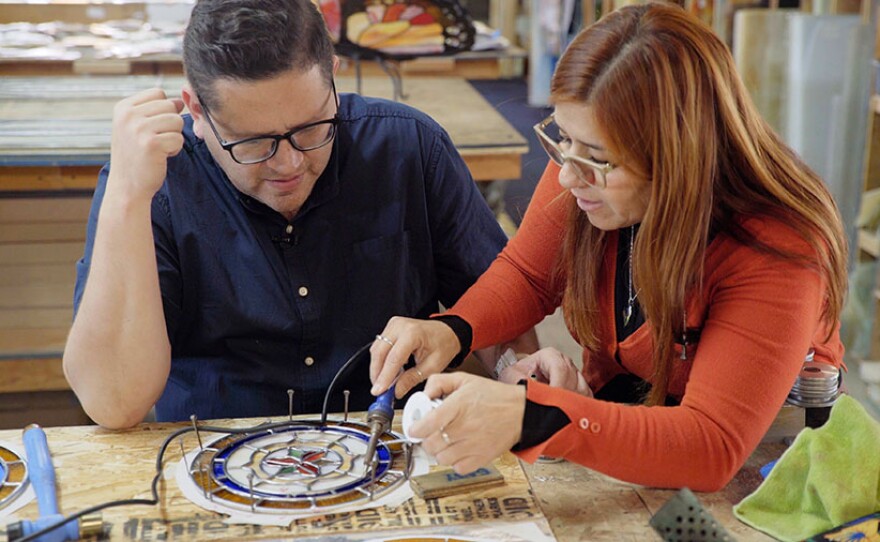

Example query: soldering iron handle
[368,386,395,419]
[23,424,60,517]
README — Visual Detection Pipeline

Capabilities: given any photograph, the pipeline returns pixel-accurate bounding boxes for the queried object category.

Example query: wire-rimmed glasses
[199,81,339,165]
[533,115,615,188]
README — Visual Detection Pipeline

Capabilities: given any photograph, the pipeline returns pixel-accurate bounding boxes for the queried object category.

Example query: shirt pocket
[344,230,425,324]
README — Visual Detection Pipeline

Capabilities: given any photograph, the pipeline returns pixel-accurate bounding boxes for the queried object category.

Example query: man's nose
[268,138,305,169]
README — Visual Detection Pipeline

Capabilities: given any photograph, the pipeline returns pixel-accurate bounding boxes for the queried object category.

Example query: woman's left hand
[498,347,593,397]
[407,373,526,475]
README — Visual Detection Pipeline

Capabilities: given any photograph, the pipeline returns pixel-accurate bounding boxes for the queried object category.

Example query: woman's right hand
[369,316,462,399]
[498,347,593,397]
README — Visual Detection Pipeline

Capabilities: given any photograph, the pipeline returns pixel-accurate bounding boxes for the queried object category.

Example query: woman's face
[553,101,650,230]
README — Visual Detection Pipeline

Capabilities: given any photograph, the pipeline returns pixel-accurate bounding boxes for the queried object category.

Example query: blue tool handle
[18,514,79,542]
[368,385,396,419]
[23,424,60,517]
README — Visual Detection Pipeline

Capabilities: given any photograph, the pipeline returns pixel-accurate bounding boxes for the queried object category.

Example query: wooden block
[410,464,505,499]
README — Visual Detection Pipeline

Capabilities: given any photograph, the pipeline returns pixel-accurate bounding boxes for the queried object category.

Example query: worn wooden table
[0,416,779,541]
[0,75,529,192]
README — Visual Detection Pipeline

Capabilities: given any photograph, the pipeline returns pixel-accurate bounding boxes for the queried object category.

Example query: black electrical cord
[13,340,377,542]
[320,341,373,425]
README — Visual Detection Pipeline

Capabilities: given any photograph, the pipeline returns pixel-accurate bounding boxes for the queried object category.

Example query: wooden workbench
[0,75,529,191]
[0,417,780,541]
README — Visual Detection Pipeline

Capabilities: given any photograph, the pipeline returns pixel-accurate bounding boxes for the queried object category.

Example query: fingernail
[371,385,380,395]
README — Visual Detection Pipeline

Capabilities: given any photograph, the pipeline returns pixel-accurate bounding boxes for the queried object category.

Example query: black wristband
[511,381,572,451]
[429,315,472,369]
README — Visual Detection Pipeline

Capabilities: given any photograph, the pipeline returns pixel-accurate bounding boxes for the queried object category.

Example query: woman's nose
[557,161,586,190]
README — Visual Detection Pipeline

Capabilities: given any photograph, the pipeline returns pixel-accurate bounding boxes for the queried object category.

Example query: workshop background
[0,0,879,429]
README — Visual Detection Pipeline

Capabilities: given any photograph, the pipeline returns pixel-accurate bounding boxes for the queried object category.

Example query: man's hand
[498,347,592,397]
[108,88,185,202]
[407,372,525,475]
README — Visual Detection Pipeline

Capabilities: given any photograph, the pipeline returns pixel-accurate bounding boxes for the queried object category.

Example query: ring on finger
[415,367,424,380]
[441,429,452,445]
[375,334,395,347]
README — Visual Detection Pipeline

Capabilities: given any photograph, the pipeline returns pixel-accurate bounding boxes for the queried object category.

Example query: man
[64,0,527,428]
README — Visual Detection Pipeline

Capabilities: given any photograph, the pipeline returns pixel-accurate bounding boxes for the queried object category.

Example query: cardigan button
[578,417,590,430]
[590,422,602,433]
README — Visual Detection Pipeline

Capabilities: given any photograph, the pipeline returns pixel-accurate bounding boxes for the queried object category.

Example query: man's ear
[180,85,204,139]
[332,55,340,76]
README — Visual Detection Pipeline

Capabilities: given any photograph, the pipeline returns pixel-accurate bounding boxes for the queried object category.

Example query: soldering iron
[7,424,103,542]
[363,383,396,470]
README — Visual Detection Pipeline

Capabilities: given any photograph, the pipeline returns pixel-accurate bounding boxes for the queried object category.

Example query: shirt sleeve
[445,162,567,348]
[423,127,509,309]
[512,223,841,491]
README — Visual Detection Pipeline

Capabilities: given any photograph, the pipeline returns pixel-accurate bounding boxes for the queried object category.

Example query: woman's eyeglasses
[533,115,615,188]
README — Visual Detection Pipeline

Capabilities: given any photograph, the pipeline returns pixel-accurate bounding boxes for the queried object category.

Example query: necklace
[623,225,639,326]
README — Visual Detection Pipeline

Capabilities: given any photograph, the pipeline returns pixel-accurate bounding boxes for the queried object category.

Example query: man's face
[190,65,337,221]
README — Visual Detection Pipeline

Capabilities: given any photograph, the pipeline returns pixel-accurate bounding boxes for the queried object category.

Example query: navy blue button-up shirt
[74,92,507,421]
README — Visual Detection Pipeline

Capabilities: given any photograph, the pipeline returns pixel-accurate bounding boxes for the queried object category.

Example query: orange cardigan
[446,163,844,491]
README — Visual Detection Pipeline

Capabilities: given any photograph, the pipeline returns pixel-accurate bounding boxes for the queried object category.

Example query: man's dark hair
[183,0,335,109]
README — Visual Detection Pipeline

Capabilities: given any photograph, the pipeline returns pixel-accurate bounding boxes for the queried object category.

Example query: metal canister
[785,350,840,428]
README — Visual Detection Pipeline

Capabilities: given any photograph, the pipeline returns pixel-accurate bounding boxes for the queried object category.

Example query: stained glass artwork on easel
[315,0,476,100]
[176,419,429,525]
[318,0,475,57]
[0,442,32,518]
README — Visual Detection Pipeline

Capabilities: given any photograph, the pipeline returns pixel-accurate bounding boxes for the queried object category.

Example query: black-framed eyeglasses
[199,80,339,165]
[533,115,616,188]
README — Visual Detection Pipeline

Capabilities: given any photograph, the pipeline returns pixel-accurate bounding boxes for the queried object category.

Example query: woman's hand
[369,316,461,399]
[407,373,526,474]
[498,347,593,397]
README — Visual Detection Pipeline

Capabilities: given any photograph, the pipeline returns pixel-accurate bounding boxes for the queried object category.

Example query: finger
[369,335,404,395]
[499,363,532,385]
[531,367,550,384]
[546,363,568,388]
[418,422,457,457]
[369,328,394,382]
[134,97,184,118]
[170,97,185,114]
[432,441,491,476]
[147,113,185,137]
[154,132,185,156]
[393,364,427,399]
[408,375,466,438]
[126,87,169,106]
[421,372,467,401]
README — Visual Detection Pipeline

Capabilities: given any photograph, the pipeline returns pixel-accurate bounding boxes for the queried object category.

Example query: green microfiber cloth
[733,395,880,541]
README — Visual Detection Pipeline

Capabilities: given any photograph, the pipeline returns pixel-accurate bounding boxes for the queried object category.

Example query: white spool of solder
[402,391,443,443]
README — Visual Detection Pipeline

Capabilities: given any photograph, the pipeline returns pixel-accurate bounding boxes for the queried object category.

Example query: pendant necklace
[623,225,639,326]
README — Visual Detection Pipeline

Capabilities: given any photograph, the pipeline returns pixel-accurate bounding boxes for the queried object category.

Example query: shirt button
[304,356,315,366]
[285,224,293,234]
[298,286,309,297]
[578,417,590,430]
[590,422,602,433]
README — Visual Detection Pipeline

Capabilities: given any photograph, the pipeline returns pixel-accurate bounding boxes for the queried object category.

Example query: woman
[369,1,847,491]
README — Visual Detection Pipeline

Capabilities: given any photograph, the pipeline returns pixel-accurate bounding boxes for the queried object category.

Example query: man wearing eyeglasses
[63,0,531,429]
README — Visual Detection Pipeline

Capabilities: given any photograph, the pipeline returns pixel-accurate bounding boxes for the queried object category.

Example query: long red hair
[553,2,847,405]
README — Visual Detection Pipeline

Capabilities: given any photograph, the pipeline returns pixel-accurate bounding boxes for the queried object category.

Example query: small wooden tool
[410,465,505,499]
